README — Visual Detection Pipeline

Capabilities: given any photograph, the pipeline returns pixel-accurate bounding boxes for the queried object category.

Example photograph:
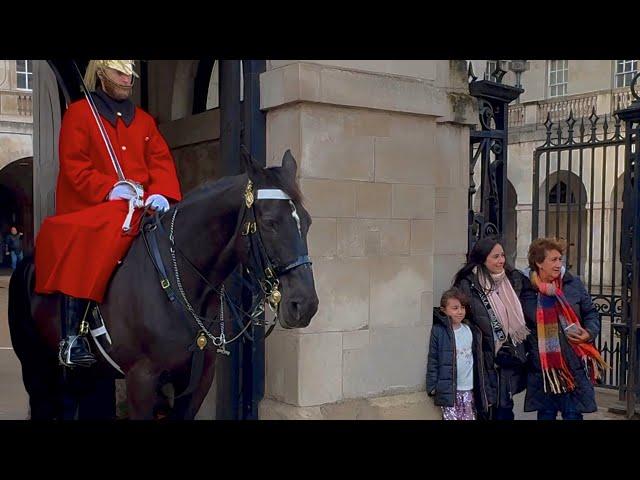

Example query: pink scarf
[476,268,530,351]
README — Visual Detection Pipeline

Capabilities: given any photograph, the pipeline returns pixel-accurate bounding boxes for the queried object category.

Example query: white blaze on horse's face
[288,200,302,237]
[256,189,301,237]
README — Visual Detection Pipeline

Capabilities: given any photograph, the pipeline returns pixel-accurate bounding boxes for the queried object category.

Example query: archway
[539,170,588,275]
[0,157,34,263]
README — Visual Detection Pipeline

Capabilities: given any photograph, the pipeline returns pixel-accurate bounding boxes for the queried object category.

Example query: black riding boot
[59,296,96,368]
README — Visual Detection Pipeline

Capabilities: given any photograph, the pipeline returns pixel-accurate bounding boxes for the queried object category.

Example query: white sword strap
[84,95,126,181]
[74,62,126,181]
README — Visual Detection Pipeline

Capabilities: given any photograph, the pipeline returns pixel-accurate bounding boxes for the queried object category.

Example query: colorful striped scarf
[530,271,608,394]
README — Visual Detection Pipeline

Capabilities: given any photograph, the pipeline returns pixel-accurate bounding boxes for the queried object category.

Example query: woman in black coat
[519,238,606,420]
[453,236,530,420]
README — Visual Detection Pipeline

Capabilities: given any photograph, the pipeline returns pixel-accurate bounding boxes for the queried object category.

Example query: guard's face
[99,67,134,100]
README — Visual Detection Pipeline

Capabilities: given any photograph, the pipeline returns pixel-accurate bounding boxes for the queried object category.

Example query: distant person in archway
[6,226,23,270]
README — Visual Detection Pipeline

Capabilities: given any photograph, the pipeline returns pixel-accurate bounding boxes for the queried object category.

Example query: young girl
[426,288,496,420]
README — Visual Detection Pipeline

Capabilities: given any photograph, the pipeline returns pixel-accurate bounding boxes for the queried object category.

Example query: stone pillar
[32,61,61,234]
[258,61,476,419]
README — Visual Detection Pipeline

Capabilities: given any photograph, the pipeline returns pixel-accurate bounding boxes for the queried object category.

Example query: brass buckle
[244,180,254,208]
[79,320,89,336]
[78,303,91,336]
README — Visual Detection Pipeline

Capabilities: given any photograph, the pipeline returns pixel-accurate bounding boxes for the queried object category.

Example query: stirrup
[59,336,97,368]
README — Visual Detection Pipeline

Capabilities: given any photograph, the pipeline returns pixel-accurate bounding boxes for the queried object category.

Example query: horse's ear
[281,149,298,178]
[240,145,261,178]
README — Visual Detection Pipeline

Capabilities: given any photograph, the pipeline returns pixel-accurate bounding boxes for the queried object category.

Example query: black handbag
[495,339,527,368]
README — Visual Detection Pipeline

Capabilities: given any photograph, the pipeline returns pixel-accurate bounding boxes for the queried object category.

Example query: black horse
[8,150,318,420]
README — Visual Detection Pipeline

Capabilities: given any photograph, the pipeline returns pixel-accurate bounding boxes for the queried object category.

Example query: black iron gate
[532,75,640,408]
[616,76,640,416]
[467,63,523,255]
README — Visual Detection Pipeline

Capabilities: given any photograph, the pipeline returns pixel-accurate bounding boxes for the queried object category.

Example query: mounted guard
[34,60,182,368]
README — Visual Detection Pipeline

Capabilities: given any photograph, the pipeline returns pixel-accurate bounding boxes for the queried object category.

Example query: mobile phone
[564,323,579,335]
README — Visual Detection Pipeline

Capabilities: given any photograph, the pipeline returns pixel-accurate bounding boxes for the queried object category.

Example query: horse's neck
[167,174,247,303]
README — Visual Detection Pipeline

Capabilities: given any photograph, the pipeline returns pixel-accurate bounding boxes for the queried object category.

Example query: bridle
[239,179,312,311]
[142,177,312,354]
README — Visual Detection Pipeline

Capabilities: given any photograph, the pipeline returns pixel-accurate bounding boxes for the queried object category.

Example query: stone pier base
[259,391,441,420]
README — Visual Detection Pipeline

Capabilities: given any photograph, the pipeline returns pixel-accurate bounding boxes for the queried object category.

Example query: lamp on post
[484,60,508,83]
[467,61,524,254]
[508,60,530,90]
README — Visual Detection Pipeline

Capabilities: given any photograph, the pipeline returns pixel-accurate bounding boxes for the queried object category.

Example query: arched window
[192,60,244,115]
[548,181,576,204]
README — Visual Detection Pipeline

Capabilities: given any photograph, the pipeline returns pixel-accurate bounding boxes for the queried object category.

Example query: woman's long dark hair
[453,235,513,288]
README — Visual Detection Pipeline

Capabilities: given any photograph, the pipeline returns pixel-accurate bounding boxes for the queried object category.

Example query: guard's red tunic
[34,98,182,302]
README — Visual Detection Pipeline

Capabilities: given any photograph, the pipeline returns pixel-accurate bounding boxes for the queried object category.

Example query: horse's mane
[177,174,242,210]
[177,165,303,210]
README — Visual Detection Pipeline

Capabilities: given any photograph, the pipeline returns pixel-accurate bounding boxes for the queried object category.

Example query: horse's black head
[241,149,319,329]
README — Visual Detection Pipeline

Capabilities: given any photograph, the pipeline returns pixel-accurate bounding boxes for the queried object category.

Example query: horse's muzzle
[277,267,318,329]
[280,295,319,329]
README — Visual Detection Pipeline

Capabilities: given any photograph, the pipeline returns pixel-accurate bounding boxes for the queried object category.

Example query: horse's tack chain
[168,209,253,351]
[168,209,225,347]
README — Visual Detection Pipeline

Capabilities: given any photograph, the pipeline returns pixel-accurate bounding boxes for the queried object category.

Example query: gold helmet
[84,60,139,91]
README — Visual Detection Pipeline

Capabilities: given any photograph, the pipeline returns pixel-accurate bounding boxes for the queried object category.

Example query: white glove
[108,180,144,201]
[145,194,170,213]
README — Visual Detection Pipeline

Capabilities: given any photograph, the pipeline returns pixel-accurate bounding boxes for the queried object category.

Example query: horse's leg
[11,318,63,420]
[9,266,63,420]
[20,352,63,420]
[125,360,160,420]
[77,371,116,420]
[171,353,216,420]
